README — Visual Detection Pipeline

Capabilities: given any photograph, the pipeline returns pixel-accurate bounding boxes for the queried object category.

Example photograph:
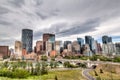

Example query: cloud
[0,0,120,48]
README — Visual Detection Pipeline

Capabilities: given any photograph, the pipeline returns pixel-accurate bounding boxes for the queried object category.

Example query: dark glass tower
[102,35,112,44]
[85,36,94,51]
[22,29,33,53]
[77,38,84,47]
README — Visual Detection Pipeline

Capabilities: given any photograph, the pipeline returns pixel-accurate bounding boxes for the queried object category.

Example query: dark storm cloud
[35,12,48,20]
[7,0,25,7]
[34,18,100,39]
[0,6,10,14]
[0,19,12,25]
[56,19,100,37]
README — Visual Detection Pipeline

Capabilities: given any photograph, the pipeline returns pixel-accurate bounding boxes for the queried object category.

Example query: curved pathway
[82,69,96,80]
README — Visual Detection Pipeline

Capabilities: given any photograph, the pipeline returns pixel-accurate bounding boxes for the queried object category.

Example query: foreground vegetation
[0,60,87,79]
[90,64,120,80]
[0,61,48,79]
[0,70,85,80]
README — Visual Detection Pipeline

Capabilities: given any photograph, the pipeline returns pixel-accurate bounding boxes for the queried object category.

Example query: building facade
[115,43,120,55]
[22,29,33,53]
[102,43,116,56]
[15,41,22,55]
[35,41,43,53]
[55,41,62,55]
[64,41,71,49]
[72,41,80,53]
[0,46,9,58]
[43,33,55,51]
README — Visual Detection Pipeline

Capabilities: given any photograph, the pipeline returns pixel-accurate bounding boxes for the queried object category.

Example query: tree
[41,56,48,61]
[64,61,70,68]
[100,69,103,73]
[94,70,98,76]
[55,75,58,80]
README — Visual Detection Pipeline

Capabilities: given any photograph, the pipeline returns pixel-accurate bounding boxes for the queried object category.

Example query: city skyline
[0,0,120,48]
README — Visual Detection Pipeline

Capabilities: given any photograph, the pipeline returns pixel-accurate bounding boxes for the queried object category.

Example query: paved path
[82,69,96,80]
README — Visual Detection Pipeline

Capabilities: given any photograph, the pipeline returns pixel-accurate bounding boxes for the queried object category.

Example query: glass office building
[22,29,33,53]
[85,36,94,51]
[77,38,84,47]
[102,35,112,44]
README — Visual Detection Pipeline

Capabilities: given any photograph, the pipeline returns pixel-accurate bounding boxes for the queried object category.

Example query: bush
[113,57,120,62]
[0,68,13,77]
[94,70,98,76]
[100,69,103,73]
[64,61,78,68]
[12,69,30,78]
[55,75,58,80]
[64,61,70,68]
[79,63,87,68]
[41,56,48,61]
[0,68,30,78]
[41,62,48,75]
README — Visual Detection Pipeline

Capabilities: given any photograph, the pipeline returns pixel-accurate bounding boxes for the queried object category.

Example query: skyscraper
[102,35,112,44]
[15,41,22,55]
[35,41,43,54]
[77,38,84,47]
[85,36,94,51]
[63,41,71,49]
[43,33,55,51]
[22,29,33,53]
[72,41,80,53]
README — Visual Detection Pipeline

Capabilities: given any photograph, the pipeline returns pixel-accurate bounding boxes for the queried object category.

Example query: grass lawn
[0,70,86,80]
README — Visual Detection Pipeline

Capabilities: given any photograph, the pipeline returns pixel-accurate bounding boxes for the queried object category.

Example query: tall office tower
[102,35,112,44]
[67,43,72,52]
[85,36,94,51]
[55,41,62,55]
[22,29,33,53]
[94,41,102,55]
[82,44,92,56]
[43,33,55,51]
[15,41,22,55]
[115,43,120,55]
[64,41,71,49]
[35,41,43,54]
[72,41,80,53]
[77,38,84,47]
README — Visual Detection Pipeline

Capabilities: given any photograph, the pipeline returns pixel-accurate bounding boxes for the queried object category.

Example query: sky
[0,0,120,48]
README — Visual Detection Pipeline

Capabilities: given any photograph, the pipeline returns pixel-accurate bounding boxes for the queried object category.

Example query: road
[82,69,96,80]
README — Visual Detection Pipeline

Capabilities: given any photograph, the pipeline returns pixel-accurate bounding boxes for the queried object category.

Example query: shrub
[41,56,48,61]
[64,61,70,68]
[100,69,103,73]
[12,69,30,78]
[41,62,48,75]
[0,68,30,78]
[94,70,98,76]
[55,75,58,80]
[0,68,13,77]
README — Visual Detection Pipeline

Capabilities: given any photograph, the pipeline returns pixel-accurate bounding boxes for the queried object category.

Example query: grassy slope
[90,64,120,80]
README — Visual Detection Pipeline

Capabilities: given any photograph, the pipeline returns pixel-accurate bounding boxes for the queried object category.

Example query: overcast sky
[0,0,120,48]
